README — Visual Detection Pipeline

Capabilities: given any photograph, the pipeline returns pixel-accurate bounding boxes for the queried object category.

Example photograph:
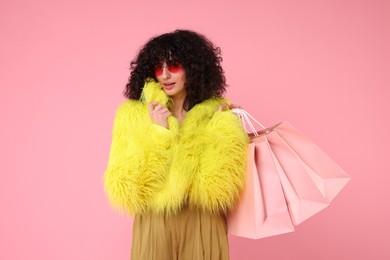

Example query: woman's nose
[162,67,170,79]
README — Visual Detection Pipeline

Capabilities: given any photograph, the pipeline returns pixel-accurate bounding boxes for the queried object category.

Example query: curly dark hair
[124,29,227,110]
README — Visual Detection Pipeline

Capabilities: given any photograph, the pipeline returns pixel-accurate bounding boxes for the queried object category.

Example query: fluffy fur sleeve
[191,110,249,213]
[103,101,177,214]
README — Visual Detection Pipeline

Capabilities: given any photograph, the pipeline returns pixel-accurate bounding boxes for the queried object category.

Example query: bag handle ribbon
[231,108,266,137]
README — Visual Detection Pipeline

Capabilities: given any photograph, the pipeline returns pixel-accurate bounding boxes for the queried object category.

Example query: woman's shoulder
[114,99,149,123]
[193,96,229,113]
[116,99,143,109]
[116,99,146,114]
[185,96,238,129]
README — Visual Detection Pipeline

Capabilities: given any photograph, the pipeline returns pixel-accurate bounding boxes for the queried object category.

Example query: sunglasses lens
[167,64,182,73]
[154,63,183,77]
[154,66,163,76]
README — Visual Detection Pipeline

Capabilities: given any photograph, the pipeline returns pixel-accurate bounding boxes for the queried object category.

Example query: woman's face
[155,61,187,99]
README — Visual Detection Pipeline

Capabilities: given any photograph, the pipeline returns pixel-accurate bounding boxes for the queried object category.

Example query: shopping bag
[227,133,295,239]
[227,109,350,238]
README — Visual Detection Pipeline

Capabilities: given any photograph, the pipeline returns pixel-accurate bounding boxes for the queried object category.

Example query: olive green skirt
[131,206,229,260]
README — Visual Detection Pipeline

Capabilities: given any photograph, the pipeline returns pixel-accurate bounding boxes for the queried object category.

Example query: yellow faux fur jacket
[103,81,249,215]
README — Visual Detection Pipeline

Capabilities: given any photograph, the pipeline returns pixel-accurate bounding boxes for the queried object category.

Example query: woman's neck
[171,94,188,122]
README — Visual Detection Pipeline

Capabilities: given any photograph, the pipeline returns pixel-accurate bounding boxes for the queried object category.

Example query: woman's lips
[163,82,175,90]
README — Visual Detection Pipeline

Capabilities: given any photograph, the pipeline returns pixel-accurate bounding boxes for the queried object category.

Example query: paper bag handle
[231,108,266,137]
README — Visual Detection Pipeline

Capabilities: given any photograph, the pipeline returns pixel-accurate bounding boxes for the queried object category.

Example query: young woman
[104,29,248,260]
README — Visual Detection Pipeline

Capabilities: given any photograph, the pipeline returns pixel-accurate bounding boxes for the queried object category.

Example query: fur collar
[138,79,229,123]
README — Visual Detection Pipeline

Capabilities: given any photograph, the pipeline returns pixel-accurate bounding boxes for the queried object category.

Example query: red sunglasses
[154,63,183,76]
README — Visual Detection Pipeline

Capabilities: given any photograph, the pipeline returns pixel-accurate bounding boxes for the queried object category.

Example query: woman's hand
[148,102,171,129]
[217,103,241,112]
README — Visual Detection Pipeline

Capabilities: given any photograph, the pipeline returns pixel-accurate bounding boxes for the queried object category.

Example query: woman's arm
[103,101,175,214]
[191,110,249,213]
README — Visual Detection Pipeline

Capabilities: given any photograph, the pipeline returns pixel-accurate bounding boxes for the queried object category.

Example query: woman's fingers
[157,107,170,116]
[217,103,242,112]
[155,105,170,114]
[217,103,228,112]
[149,102,163,111]
[155,105,165,112]
[163,109,171,117]
[148,102,158,112]
[149,102,162,111]
[228,103,242,109]
[148,102,171,128]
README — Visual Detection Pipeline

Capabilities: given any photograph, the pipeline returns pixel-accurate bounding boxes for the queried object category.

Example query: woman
[104,29,248,260]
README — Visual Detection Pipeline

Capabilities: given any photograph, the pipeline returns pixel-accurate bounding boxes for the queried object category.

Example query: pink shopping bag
[227,134,295,239]
[227,109,350,238]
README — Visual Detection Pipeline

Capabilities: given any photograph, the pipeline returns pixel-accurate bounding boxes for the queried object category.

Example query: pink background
[1,0,389,259]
